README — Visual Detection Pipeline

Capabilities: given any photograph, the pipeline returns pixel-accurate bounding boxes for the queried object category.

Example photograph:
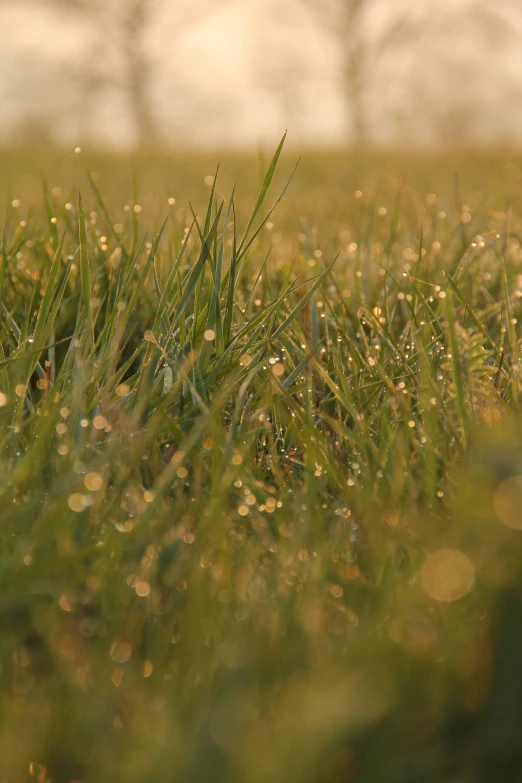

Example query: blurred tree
[294,0,416,144]
[23,0,231,146]
[295,0,521,145]
[120,0,156,144]
[32,0,160,144]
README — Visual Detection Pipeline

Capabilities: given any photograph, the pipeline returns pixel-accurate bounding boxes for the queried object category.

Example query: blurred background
[0,0,521,150]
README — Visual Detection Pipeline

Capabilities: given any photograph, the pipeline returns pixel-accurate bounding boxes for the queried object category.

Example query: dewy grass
[1,140,522,781]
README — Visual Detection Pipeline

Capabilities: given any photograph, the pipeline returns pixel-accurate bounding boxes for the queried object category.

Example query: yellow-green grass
[1,140,522,782]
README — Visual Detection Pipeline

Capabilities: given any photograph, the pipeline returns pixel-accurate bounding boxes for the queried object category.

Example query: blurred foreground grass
[2,141,522,782]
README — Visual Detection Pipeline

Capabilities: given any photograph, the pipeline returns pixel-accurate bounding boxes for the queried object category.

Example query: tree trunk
[127,54,156,145]
[122,0,157,146]
[343,38,367,144]
[340,0,368,145]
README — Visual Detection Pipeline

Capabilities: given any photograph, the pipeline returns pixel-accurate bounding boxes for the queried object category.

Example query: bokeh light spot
[420,548,475,602]
[494,476,522,530]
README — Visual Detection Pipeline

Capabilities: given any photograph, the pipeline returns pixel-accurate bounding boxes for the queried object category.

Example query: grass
[1,139,522,782]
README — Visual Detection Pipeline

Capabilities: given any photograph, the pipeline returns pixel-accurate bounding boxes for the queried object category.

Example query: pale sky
[0,0,521,148]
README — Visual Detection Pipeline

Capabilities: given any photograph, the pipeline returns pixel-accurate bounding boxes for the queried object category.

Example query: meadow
[1,138,522,782]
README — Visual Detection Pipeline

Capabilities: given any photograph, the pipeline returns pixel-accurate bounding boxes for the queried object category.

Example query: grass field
[2,139,522,782]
